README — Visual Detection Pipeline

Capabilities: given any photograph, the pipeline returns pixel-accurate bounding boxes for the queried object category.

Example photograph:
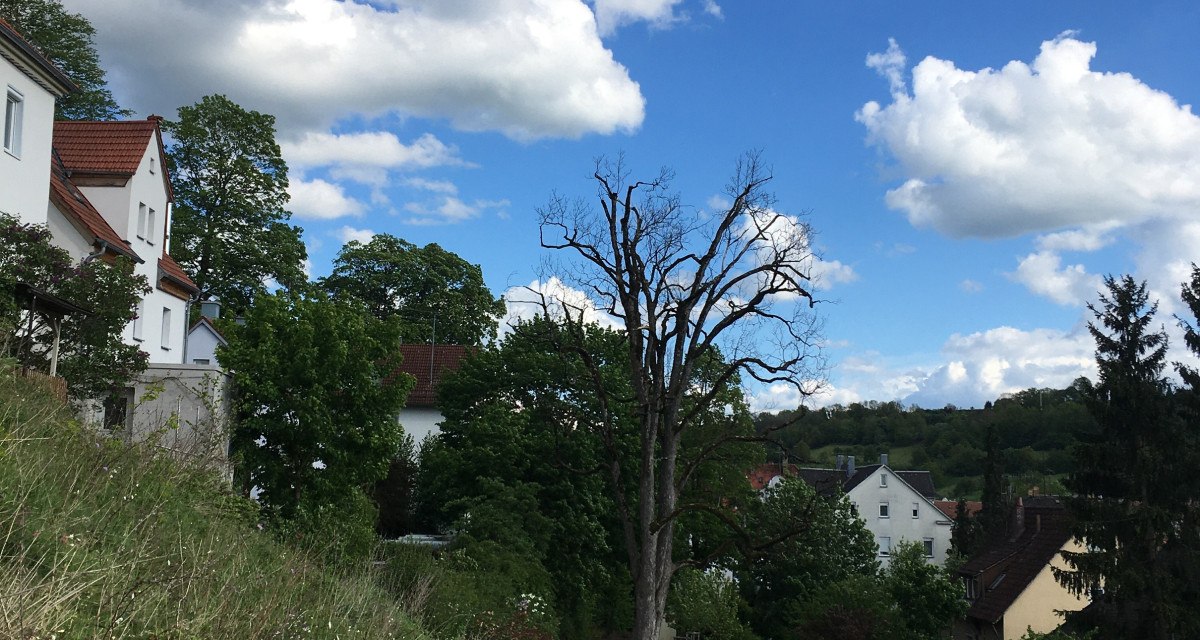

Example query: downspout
[83,240,109,264]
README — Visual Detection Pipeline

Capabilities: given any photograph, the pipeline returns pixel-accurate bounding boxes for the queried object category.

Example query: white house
[395,344,470,444]
[1,21,225,466]
[757,454,954,566]
[1,19,73,225]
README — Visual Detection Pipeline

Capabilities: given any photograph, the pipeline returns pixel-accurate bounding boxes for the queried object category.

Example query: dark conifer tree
[977,424,1008,542]
[1055,275,1186,640]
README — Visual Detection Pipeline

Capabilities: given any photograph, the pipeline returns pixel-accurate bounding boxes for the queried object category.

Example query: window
[102,388,134,435]
[912,502,920,518]
[879,536,891,556]
[137,203,147,239]
[849,502,858,517]
[149,156,156,174]
[160,307,172,350]
[147,207,156,244]
[878,502,889,518]
[923,538,935,557]
[4,87,23,157]
[879,472,887,487]
[192,358,210,365]
[132,301,144,341]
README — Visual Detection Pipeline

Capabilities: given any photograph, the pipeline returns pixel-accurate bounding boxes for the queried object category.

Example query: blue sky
[68,0,1200,410]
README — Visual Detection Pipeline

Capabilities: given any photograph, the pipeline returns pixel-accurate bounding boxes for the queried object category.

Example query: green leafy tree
[0,0,128,120]
[372,432,418,538]
[792,575,899,640]
[321,234,504,346]
[218,290,412,542]
[1056,275,1191,640]
[741,478,878,637]
[666,567,757,640]
[883,542,968,640]
[165,95,306,316]
[0,215,148,399]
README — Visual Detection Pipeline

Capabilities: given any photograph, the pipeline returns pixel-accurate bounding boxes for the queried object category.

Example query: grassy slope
[0,365,428,640]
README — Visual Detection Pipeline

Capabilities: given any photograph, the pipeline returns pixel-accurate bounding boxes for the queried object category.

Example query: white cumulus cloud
[338,225,376,245]
[1012,251,1103,306]
[70,0,646,140]
[858,34,1200,239]
[288,177,364,220]
[281,132,465,173]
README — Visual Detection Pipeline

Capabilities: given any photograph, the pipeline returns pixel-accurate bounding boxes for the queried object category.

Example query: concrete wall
[1002,538,1089,639]
[129,363,231,474]
[0,54,56,225]
[848,467,953,566]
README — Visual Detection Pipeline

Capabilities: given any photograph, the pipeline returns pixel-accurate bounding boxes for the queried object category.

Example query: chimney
[879,453,889,467]
[846,455,856,478]
[1008,497,1025,541]
[835,454,844,471]
[199,300,221,320]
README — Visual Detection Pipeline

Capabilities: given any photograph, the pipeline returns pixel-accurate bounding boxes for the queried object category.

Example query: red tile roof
[396,344,472,407]
[748,462,799,491]
[48,164,139,261]
[936,499,983,520]
[159,255,198,293]
[53,120,159,176]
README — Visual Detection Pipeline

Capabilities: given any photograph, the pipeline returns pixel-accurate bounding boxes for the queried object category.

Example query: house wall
[77,137,188,363]
[848,467,953,566]
[1001,538,1088,640]
[399,407,443,445]
[185,323,223,365]
[45,201,94,260]
[0,55,56,225]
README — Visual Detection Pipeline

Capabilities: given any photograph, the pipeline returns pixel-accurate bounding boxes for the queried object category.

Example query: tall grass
[0,364,428,640]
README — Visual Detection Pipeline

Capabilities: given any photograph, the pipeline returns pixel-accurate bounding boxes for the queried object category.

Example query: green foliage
[882,542,968,640]
[0,0,129,119]
[321,234,505,346]
[0,214,149,398]
[666,568,758,640]
[374,432,420,538]
[0,362,426,639]
[741,478,879,638]
[1057,274,1199,640]
[792,575,899,640]
[219,289,413,553]
[165,94,307,315]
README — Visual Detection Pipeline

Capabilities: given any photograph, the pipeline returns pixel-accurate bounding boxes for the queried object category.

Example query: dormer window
[4,87,23,157]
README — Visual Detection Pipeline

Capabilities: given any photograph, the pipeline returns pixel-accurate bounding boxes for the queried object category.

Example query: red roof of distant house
[48,165,138,261]
[53,120,159,176]
[935,499,983,520]
[159,255,198,293]
[396,344,471,408]
[748,462,799,491]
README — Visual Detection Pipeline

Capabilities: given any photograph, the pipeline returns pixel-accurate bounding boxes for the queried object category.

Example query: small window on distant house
[193,358,210,365]
[880,473,888,487]
[4,87,23,157]
[147,207,156,244]
[149,156,156,174]
[912,502,920,518]
[923,538,935,557]
[879,502,889,518]
[160,307,172,350]
[879,537,891,557]
[850,502,859,517]
[132,301,144,341]
[137,203,147,239]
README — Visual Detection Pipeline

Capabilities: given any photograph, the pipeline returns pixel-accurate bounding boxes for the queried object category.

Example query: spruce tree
[1055,275,1184,639]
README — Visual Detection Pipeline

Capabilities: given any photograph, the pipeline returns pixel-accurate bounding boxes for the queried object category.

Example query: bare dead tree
[533,152,826,640]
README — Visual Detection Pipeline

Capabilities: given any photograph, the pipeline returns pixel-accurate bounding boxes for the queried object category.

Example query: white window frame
[879,536,891,557]
[912,502,920,518]
[4,86,23,158]
[923,538,935,558]
[137,203,147,239]
[160,307,172,350]
[880,472,887,487]
[147,207,157,245]
[879,502,889,518]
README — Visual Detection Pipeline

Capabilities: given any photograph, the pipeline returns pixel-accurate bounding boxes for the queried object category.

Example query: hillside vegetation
[0,364,428,640]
